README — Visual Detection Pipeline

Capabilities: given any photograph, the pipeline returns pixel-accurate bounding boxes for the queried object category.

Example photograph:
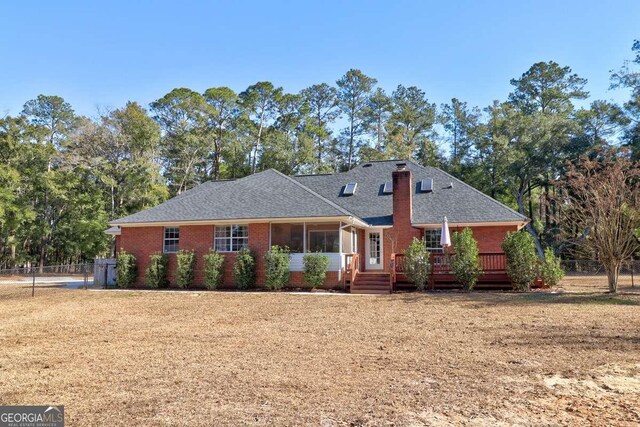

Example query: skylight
[343,182,357,196]
[382,182,393,194]
[420,178,433,193]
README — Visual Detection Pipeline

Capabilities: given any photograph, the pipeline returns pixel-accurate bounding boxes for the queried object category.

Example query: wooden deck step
[351,271,391,294]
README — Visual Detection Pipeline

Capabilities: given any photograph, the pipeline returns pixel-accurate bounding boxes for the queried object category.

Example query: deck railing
[343,253,360,288]
[390,254,396,291]
[392,252,507,275]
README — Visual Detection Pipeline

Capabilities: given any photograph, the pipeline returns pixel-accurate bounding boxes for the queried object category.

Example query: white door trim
[365,228,383,270]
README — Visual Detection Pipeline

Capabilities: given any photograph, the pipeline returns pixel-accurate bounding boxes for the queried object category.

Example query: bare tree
[557,150,640,292]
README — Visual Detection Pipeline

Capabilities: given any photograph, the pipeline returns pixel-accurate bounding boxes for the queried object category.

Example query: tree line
[1,41,639,269]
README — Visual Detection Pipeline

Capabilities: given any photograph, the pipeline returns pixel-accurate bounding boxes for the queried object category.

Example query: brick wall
[290,271,341,288]
[449,225,519,253]
[247,223,269,286]
[117,226,164,285]
[179,225,215,285]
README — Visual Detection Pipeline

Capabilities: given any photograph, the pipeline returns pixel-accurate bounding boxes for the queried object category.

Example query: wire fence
[560,260,638,291]
[0,263,94,300]
[562,259,639,275]
[0,259,637,300]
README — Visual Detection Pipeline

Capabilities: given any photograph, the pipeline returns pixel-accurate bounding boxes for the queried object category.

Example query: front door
[365,229,383,270]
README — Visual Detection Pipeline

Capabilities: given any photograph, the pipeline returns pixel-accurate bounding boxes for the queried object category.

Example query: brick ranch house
[107,160,528,293]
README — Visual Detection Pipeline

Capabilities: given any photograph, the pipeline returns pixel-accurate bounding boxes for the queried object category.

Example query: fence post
[84,264,88,290]
[32,267,35,297]
[631,261,635,288]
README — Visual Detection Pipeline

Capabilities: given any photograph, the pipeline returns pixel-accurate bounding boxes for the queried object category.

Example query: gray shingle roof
[111,169,354,225]
[294,160,527,226]
[111,160,527,226]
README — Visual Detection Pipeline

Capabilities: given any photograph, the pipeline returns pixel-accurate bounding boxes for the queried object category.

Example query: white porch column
[338,221,343,281]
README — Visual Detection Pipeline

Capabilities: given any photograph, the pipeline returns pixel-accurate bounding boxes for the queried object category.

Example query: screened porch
[269,222,361,274]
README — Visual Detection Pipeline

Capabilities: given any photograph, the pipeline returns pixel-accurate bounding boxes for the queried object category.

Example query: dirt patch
[0,284,639,425]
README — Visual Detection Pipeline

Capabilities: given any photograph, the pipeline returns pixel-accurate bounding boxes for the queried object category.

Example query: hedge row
[115,247,331,290]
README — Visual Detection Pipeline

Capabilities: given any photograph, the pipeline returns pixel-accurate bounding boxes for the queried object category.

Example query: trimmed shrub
[233,247,256,290]
[539,248,565,287]
[404,237,431,291]
[264,245,290,290]
[502,231,538,292]
[145,252,169,288]
[116,250,137,288]
[176,249,196,288]
[303,253,331,288]
[450,227,482,291]
[203,250,225,290]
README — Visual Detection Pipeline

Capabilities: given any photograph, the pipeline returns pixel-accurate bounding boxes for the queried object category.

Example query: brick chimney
[392,162,412,227]
[388,162,422,260]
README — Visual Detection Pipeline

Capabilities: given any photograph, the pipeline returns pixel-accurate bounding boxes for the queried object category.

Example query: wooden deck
[343,252,513,293]
[392,252,512,290]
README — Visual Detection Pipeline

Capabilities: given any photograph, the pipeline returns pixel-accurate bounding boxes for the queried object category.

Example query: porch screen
[270,223,304,253]
[341,226,358,253]
[306,223,340,253]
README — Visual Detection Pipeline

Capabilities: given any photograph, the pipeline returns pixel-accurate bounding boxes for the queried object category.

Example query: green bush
[450,227,482,291]
[502,231,538,292]
[203,250,225,290]
[145,252,169,288]
[303,253,331,288]
[264,245,290,290]
[116,250,137,288]
[404,238,431,291]
[233,247,256,290]
[539,248,565,287]
[176,249,196,288]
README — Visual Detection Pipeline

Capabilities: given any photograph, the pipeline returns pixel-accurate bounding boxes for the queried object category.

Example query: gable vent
[343,182,357,196]
[420,178,433,193]
[382,182,393,194]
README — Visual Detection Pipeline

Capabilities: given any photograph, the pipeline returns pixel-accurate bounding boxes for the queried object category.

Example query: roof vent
[343,182,357,196]
[396,162,407,171]
[382,182,393,194]
[420,178,433,193]
[448,182,454,189]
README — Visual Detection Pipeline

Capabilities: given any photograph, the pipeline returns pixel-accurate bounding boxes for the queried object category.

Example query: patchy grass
[0,281,639,425]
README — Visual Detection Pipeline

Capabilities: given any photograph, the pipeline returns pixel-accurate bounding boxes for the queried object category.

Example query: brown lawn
[0,278,639,426]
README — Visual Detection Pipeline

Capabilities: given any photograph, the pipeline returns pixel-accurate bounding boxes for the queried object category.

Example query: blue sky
[1,0,639,117]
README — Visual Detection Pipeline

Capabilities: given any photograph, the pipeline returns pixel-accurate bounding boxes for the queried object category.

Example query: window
[424,229,442,252]
[163,227,180,253]
[368,232,381,265]
[214,225,248,252]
